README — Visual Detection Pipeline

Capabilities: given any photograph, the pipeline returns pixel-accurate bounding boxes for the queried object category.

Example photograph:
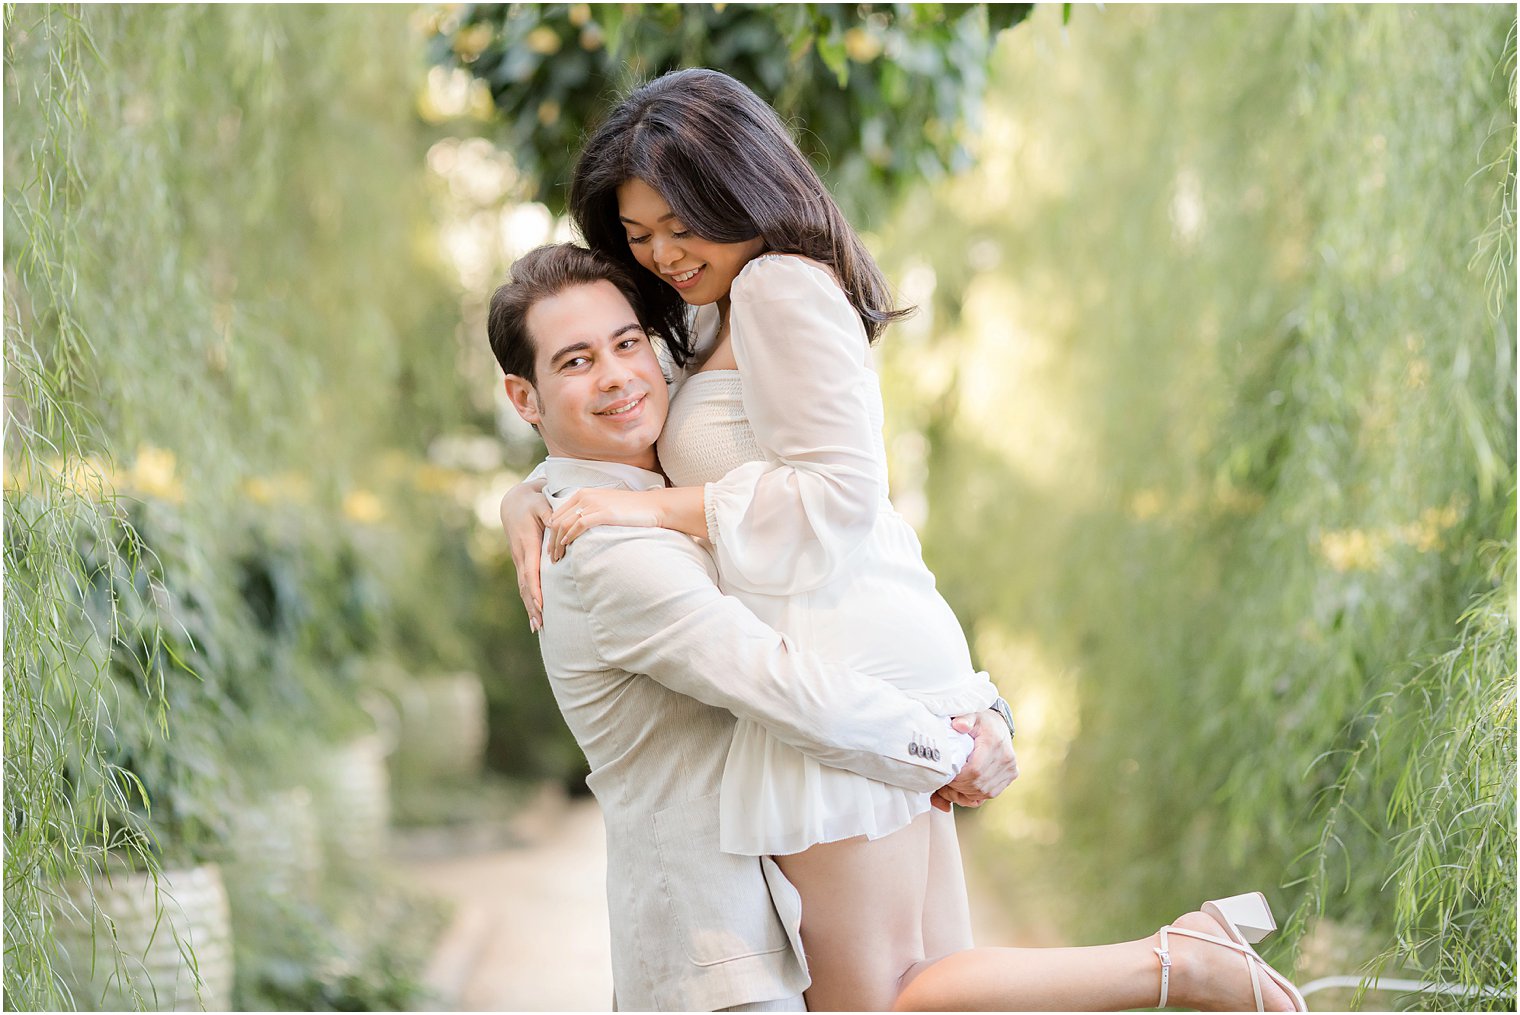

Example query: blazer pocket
[652,796,792,967]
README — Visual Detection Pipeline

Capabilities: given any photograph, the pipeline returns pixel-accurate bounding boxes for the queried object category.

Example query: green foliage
[3,4,476,1008]
[228,875,447,1011]
[429,2,1031,222]
[873,4,1515,1005]
[1302,534,1515,1010]
[4,8,170,1006]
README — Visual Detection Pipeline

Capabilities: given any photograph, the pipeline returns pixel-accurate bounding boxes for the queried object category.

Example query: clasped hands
[931,710,1019,812]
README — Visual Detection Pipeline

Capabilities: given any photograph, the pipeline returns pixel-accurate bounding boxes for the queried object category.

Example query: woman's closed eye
[626,229,691,244]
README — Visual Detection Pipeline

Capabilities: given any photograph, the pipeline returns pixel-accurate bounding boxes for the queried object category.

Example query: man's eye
[619,336,643,350]
[562,357,589,370]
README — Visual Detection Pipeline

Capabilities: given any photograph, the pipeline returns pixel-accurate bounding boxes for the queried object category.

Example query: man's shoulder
[558,524,716,590]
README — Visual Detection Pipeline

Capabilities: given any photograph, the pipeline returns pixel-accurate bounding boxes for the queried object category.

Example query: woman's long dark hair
[569,68,912,366]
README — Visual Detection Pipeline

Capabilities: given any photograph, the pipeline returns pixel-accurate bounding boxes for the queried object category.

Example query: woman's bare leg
[898,808,1157,1010]
[772,813,934,1012]
[892,911,1300,1012]
[921,806,974,954]
[893,939,1160,1011]
[778,806,1297,1012]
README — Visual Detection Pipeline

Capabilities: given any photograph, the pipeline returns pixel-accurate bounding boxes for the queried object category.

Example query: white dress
[657,255,996,857]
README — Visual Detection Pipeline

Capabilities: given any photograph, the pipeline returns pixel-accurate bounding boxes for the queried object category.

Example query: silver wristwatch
[989,696,1016,738]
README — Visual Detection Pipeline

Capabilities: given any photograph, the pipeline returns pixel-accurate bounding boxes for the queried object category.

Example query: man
[488,243,1017,1012]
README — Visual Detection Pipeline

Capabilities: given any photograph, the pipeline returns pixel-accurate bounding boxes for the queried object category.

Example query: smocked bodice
[659,368,889,491]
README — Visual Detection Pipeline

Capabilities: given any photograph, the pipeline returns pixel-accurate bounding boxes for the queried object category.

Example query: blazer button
[932,748,941,761]
[909,743,920,757]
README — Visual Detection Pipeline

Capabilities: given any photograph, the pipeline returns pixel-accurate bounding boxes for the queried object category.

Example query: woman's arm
[543,485,705,562]
[702,254,883,594]
[499,475,550,629]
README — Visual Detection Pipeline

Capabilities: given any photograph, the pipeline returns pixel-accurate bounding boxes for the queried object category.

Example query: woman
[500,68,1304,1013]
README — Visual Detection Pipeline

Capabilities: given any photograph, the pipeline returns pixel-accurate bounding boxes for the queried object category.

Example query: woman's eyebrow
[618,211,678,225]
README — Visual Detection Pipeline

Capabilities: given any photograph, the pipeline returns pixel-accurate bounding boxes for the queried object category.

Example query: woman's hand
[499,477,550,631]
[545,487,666,562]
[545,485,708,562]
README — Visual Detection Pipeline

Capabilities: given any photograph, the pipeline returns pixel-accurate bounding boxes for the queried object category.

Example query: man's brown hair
[487,243,648,385]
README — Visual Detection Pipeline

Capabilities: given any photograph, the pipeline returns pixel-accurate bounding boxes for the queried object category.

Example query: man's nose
[595,355,634,389]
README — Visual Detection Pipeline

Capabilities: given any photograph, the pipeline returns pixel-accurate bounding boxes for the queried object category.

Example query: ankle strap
[1155,924,1265,1011]
[1155,927,1174,1008]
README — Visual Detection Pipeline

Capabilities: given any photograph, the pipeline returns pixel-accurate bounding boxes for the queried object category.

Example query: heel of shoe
[1204,891,1277,944]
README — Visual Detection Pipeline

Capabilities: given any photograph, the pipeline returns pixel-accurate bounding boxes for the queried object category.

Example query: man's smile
[596,392,648,418]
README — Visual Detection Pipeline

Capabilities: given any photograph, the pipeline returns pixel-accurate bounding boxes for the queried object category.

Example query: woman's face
[616,177,763,307]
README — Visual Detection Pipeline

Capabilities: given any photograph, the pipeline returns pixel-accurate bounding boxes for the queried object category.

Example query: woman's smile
[666,265,706,290]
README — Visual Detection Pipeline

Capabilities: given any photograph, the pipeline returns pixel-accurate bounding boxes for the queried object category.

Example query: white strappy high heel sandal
[1154,891,1309,1011]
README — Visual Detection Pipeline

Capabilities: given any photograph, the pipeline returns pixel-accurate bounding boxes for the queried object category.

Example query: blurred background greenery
[4,2,1514,1011]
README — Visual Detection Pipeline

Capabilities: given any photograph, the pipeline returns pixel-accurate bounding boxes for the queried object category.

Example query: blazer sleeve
[702,255,884,595]
[570,527,973,791]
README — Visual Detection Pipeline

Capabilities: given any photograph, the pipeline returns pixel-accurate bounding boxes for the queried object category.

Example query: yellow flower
[343,489,386,525]
[127,445,183,503]
[243,476,278,506]
[1318,528,1385,572]
[567,4,591,27]
[414,464,464,495]
[844,27,883,63]
[453,23,493,61]
[526,26,562,55]
[1128,488,1165,520]
[54,455,117,499]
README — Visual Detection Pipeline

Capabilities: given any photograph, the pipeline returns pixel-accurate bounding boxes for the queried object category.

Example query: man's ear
[503,374,542,426]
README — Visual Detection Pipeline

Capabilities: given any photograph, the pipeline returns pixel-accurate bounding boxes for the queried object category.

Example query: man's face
[504,280,669,470]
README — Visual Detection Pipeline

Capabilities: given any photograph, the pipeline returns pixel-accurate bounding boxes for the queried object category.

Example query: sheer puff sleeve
[704,255,885,594]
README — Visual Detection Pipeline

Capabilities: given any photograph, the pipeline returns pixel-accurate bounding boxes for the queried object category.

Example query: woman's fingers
[546,503,589,563]
[516,558,542,630]
[510,530,544,629]
[500,486,550,631]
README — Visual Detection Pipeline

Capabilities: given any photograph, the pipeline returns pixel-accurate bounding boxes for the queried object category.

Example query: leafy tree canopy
[429,2,1033,221]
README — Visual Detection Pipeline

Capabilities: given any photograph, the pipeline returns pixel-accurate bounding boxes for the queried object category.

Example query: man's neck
[541,442,656,473]
[541,455,667,495]
[556,454,658,472]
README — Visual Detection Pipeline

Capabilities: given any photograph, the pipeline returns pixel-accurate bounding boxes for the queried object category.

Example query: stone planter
[394,672,489,781]
[313,732,392,867]
[56,862,234,1011]
[227,786,322,899]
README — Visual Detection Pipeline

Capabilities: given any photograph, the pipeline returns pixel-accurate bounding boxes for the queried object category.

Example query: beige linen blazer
[535,458,976,1012]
